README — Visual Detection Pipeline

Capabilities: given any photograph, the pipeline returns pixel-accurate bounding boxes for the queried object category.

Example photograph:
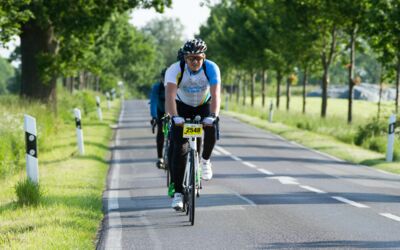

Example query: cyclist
[164,39,221,210]
[149,68,168,169]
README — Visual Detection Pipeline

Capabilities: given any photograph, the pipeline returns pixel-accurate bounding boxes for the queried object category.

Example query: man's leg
[171,124,189,194]
[156,119,164,168]
[202,125,216,160]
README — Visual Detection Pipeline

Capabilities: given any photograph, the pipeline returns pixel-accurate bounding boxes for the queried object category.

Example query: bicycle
[161,115,172,189]
[181,115,203,226]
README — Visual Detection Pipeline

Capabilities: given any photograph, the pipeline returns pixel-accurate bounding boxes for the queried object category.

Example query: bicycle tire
[189,149,196,225]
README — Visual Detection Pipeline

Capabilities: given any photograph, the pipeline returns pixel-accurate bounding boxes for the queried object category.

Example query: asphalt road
[97,100,400,250]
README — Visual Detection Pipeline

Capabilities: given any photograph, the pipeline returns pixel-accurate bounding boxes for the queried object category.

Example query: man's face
[185,53,205,72]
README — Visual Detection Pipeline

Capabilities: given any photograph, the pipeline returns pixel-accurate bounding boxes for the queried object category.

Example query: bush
[363,136,387,153]
[15,178,43,206]
[355,118,387,146]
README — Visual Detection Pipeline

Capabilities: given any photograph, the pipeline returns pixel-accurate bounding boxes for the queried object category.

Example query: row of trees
[199,0,400,123]
[0,0,173,104]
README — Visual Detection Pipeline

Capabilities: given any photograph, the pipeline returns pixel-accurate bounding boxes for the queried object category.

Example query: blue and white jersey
[164,59,221,107]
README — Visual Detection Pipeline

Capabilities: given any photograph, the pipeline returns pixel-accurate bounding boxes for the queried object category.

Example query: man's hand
[172,116,185,125]
[203,116,216,125]
[150,117,157,126]
[203,113,217,126]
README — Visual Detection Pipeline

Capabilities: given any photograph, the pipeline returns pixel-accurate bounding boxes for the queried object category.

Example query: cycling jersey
[149,82,165,118]
[164,59,221,107]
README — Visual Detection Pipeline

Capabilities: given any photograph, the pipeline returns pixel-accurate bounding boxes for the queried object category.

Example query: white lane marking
[197,205,246,211]
[380,213,400,222]
[105,212,122,249]
[230,155,242,161]
[105,105,124,249]
[215,145,231,155]
[257,168,274,176]
[242,161,256,168]
[299,185,326,194]
[212,149,222,156]
[269,176,299,185]
[331,196,369,208]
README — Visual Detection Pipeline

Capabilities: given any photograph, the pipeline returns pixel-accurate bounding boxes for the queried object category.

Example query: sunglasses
[186,55,205,63]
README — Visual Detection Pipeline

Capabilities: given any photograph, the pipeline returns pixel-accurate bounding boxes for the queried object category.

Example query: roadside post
[74,108,85,155]
[96,96,103,121]
[386,114,396,162]
[106,92,111,110]
[118,81,124,102]
[225,95,229,111]
[24,115,39,184]
[268,100,274,123]
[111,88,116,101]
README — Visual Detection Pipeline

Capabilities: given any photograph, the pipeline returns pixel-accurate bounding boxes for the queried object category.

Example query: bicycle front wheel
[164,139,170,187]
[189,149,196,225]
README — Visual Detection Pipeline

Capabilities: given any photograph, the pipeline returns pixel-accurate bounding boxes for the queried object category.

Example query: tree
[0,56,14,94]
[0,0,171,102]
[141,17,184,67]
[367,0,400,113]
[336,0,371,124]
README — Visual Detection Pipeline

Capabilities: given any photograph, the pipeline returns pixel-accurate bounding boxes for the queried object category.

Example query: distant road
[97,100,400,250]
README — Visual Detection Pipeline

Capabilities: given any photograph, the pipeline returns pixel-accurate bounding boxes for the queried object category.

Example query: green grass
[223,95,400,174]
[0,91,120,249]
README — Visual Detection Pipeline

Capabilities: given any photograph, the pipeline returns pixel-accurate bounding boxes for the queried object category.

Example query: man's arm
[165,82,178,116]
[210,83,221,116]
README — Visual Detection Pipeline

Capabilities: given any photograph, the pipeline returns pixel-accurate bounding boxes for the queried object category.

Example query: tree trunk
[236,73,241,104]
[321,69,329,117]
[347,24,357,124]
[286,76,291,111]
[320,25,337,118]
[302,65,308,114]
[276,70,282,109]
[261,69,267,107]
[396,54,400,114]
[78,71,85,90]
[377,65,383,119]
[70,77,75,93]
[251,71,255,106]
[242,74,247,106]
[20,20,58,102]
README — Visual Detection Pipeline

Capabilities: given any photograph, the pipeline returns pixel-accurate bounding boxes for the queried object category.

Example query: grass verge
[223,110,400,175]
[0,99,120,249]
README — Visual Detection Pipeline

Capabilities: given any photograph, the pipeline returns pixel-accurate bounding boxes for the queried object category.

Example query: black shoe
[156,159,164,169]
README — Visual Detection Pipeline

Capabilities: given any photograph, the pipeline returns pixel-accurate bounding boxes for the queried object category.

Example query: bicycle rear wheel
[189,149,195,225]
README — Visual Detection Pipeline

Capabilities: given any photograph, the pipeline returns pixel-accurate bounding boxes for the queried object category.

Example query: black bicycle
[181,116,203,225]
[161,115,172,188]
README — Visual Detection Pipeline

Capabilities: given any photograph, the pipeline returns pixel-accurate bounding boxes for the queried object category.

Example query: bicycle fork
[182,137,200,192]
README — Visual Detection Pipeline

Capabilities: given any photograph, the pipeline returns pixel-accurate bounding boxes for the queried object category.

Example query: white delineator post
[24,115,39,184]
[96,96,103,121]
[386,114,396,162]
[106,92,111,110]
[118,81,124,102]
[74,108,85,155]
[268,100,274,123]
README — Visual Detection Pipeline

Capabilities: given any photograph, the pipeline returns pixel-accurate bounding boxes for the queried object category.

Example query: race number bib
[183,124,203,138]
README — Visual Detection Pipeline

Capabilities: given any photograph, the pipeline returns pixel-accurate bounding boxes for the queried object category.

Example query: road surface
[97,100,400,249]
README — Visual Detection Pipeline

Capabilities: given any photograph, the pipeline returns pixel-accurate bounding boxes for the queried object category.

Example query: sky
[130,0,215,39]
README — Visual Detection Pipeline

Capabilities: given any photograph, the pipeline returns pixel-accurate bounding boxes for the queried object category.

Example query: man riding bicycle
[149,68,168,169]
[164,38,221,210]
